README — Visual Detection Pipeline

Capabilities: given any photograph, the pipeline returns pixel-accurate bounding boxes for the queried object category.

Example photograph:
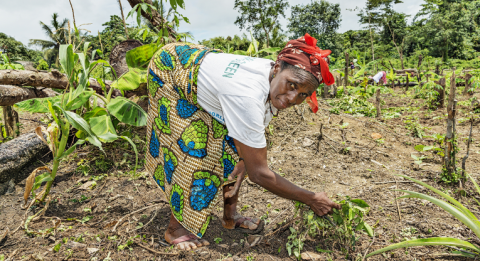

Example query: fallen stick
[372,181,414,184]
[362,236,375,261]
[134,240,178,255]
[112,202,166,232]
[393,175,402,221]
[274,125,301,150]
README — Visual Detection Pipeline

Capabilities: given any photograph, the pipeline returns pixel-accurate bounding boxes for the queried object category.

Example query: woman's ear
[273,63,281,75]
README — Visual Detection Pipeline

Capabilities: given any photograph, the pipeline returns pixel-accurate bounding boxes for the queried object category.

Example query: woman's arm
[234,140,340,216]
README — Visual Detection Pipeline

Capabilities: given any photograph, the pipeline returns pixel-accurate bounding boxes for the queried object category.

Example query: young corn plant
[20,43,147,207]
[367,174,480,259]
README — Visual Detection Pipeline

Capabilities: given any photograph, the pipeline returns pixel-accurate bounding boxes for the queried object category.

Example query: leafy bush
[36,59,49,70]
[329,96,377,117]
[287,197,373,260]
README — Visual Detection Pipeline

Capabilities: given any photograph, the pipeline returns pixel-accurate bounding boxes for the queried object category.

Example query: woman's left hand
[224,160,246,198]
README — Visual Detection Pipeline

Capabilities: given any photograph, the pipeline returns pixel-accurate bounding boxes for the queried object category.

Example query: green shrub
[36,59,49,70]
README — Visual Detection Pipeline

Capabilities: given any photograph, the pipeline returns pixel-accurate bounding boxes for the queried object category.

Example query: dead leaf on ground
[371,133,382,140]
[301,251,322,260]
[79,181,95,190]
[104,221,118,229]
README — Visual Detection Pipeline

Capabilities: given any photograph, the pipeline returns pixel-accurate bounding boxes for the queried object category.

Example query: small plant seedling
[411,154,426,165]
[214,237,222,244]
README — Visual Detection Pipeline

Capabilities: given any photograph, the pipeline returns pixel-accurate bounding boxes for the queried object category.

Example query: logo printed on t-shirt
[222,57,255,78]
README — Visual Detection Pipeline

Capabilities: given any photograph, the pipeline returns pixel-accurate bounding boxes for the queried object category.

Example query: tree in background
[0,33,42,62]
[288,0,341,55]
[234,0,289,48]
[411,0,479,62]
[29,13,68,67]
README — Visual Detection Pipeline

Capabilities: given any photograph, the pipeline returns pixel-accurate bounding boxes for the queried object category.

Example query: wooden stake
[344,52,349,94]
[444,70,457,177]
[375,88,381,119]
[2,106,18,137]
[463,74,472,95]
[461,117,474,183]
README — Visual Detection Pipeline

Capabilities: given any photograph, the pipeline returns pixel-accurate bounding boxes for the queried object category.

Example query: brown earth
[0,88,479,260]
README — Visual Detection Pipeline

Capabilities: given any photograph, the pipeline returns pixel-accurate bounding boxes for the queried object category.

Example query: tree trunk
[0,69,145,98]
[126,0,178,42]
[0,85,58,106]
[435,65,440,75]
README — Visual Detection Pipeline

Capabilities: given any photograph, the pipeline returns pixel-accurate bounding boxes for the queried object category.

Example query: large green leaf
[55,105,103,152]
[65,90,94,111]
[398,174,477,221]
[366,237,480,258]
[107,97,147,126]
[90,115,117,142]
[83,107,108,122]
[110,68,147,91]
[125,43,161,70]
[398,190,480,238]
[59,44,76,78]
[258,47,281,54]
[15,91,93,113]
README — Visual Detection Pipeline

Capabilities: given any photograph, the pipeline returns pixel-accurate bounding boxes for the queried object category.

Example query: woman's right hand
[308,192,341,216]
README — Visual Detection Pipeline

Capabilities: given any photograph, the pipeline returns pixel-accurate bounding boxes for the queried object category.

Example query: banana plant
[367,174,480,259]
[17,43,146,205]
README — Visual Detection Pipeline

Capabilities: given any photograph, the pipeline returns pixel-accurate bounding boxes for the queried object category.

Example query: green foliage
[367,174,480,258]
[234,0,289,47]
[29,13,69,67]
[287,197,373,260]
[36,59,49,70]
[287,0,342,56]
[328,95,377,117]
[22,43,145,208]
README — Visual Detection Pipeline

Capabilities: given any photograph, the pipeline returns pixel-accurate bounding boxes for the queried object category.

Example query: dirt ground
[1,88,479,260]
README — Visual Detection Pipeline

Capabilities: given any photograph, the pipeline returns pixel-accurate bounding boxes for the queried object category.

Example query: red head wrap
[275,33,335,113]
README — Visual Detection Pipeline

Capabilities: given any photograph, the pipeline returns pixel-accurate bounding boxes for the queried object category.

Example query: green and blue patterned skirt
[146,43,240,238]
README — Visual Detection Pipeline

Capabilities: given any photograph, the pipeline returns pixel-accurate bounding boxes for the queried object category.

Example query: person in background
[350,61,355,75]
[369,71,387,85]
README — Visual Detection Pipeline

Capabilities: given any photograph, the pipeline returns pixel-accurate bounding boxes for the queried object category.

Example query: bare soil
[1,88,479,260]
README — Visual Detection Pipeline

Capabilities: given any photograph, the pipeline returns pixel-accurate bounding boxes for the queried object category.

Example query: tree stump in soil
[109,40,143,78]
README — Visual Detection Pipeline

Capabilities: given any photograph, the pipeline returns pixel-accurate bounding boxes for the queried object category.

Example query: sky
[0,0,424,48]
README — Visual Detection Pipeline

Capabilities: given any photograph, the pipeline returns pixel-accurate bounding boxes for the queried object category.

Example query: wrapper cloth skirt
[145,43,240,238]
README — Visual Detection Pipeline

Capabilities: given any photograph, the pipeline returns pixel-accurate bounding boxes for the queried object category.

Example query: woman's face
[269,65,317,110]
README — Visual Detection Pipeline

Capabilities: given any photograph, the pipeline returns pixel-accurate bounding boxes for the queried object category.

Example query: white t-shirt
[197,53,277,148]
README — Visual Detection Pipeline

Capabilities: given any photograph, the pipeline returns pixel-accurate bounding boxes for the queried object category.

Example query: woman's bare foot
[222,183,261,231]
[164,214,209,250]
